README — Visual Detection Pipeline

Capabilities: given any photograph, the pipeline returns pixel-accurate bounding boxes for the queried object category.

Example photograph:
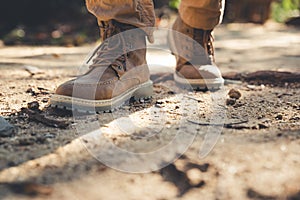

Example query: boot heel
[132,81,153,100]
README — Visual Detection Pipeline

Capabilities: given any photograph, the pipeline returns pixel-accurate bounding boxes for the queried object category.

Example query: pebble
[226,98,236,106]
[155,100,164,105]
[247,85,256,90]
[0,116,15,137]
[28,101,40,110]
[42,98,49,103]
[228,89,242,99]
[26,88,36,96]
[258,123,269,129]
[275,114,283,120]
[186,168,203,186]
[23,65,44,76]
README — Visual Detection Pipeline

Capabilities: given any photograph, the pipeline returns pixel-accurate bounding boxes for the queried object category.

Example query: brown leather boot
[169,16,224,90]
[50,20,153,112]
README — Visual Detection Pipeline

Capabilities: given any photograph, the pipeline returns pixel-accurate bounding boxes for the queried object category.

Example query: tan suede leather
[179,0,225,30]
[170,17,215,71]
[55,20,150,101]
[86,0,156,42]
[169,16,224,89]
[53,0,225,109]
[85,0,224,31]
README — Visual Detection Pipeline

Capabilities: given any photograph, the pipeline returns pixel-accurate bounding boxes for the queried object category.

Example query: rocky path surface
[0,23,299,200]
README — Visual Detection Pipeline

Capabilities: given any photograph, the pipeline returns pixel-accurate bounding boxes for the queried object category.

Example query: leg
[85,0,156,42]
[50,0,156,112]
[179,0,225,30]
[169,0,225,90]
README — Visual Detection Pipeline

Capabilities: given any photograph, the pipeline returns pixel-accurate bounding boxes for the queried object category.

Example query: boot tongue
[86,20,147,80]
[85,21,127,80]
[184,29,212,66]
[99,20,122,40]
[87,37,126,80]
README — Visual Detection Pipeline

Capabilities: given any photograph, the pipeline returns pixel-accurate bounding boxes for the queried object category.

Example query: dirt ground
[0,22,299,200]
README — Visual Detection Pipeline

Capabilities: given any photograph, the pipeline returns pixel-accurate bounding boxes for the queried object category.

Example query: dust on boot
[169,16,224,90]
[50,20,153,113]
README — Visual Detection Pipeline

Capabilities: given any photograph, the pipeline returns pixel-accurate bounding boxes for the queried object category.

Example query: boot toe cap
[55,80,74,97]
[177,64,222,79]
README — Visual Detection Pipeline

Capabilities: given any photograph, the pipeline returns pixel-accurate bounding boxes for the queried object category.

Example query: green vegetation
[169,0,181,9]
[272,0,300,22]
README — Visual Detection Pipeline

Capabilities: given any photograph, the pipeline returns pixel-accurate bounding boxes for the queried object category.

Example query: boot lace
[193,29,215,63]
[86,21,127,73]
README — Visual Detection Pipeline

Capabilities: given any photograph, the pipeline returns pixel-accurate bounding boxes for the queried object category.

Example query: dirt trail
[0,23,299,200]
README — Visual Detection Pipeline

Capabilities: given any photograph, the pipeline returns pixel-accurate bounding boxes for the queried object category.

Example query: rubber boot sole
[174,72,224,91]
[50,80,153,114]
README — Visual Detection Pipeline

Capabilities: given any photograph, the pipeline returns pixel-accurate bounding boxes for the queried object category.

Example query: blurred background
[0,0,299,46]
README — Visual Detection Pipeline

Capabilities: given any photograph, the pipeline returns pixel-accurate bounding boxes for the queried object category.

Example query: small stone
[0,116,15,137]
[258,123,269,129]
[186,168,205,187]
[155,100,164,105]
[41,98,49,103]
[23,65,44,76]
[228,89,241,99]
[226,98,236,106]
[28,101,40,110]
[155,104,163,108]
[247,85,256,90]
[26,88,36,96]
[275,114,283,120]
